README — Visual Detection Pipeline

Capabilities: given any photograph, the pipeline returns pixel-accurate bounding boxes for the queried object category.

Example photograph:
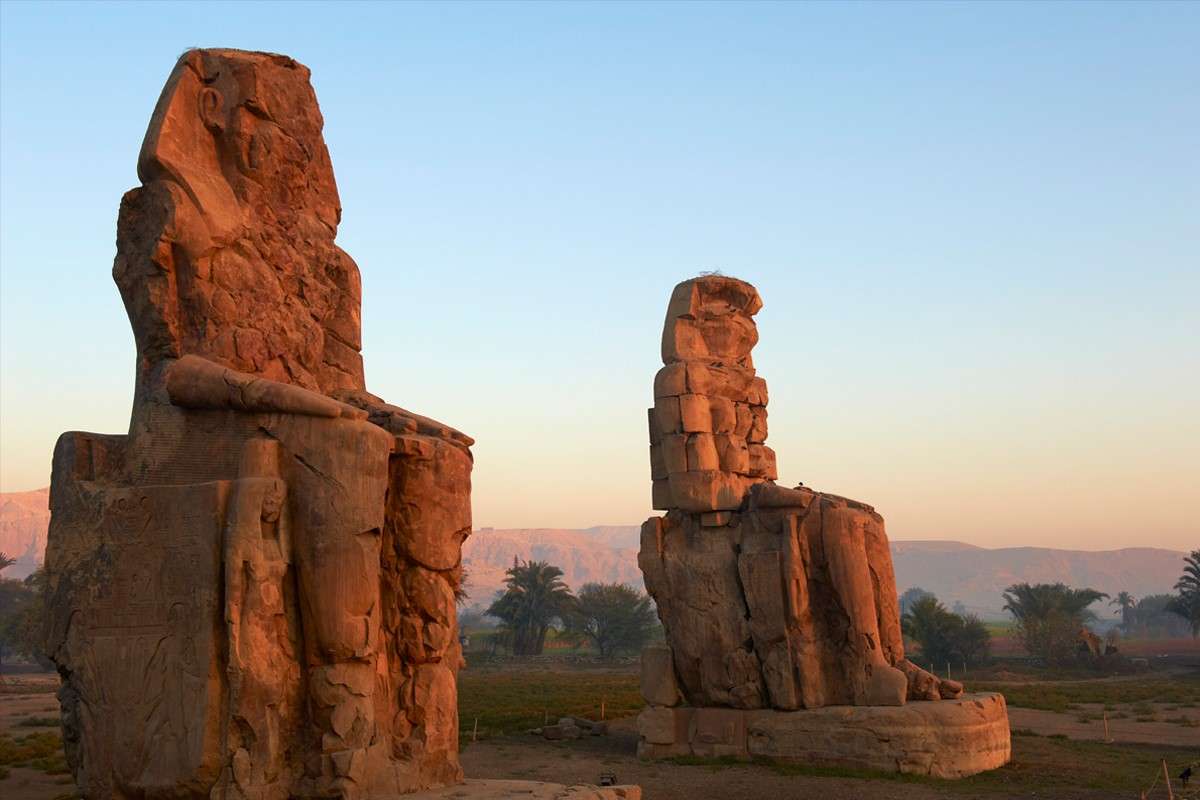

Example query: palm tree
[1002,583,1108,622]
[1002,583,1108,664]
[902,594,955,666]
[0,552,14,573]
[486,558,576,655]
[1110,591,1136,632]
[1168,550,1200,637]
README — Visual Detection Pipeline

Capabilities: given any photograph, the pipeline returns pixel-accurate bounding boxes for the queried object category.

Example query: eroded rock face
[44,49,471,800]
[641,277,968,712]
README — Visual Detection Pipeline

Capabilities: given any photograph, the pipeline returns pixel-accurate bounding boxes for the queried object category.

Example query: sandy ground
[1009,702,1200,746]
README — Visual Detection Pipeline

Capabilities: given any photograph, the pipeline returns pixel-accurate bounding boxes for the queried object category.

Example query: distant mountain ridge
[463,528,1186,619]
[0,488,49,579]
[1,489,1185,619]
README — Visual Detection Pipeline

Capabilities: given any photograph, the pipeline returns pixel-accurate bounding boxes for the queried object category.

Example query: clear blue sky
[1,1,1196,549]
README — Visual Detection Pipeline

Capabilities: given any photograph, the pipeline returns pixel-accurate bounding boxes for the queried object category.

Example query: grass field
[6,661,1199,799]
[458,666,643,742]
[971,673,1200,712]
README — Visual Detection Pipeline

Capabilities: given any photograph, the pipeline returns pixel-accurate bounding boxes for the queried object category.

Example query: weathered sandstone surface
[638,276,1009,776]
[44,49,471,799]
[636,694,1011,779]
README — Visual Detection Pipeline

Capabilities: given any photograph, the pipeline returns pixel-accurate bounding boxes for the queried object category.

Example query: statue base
[636,693,1011,779]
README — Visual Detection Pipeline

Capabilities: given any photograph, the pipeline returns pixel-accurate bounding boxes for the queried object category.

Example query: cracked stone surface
[44,48,472,800]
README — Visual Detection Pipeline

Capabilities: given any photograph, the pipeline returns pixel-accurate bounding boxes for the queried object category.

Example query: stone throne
[637,276,1011,778]
[44,49,472,800]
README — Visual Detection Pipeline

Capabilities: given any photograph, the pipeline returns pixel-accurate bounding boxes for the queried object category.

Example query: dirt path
[1009,704,1200,746]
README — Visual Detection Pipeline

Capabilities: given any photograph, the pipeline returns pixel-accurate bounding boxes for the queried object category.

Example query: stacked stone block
[649,277,777,516]
[636,276,1011,778]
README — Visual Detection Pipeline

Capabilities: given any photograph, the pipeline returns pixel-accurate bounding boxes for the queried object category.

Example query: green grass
[0,731,65,772]
[458,668,641,744]
[969,673,1200,712]
[16,716,60,728]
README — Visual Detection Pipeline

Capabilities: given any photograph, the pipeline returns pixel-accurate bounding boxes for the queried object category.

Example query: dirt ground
[0,677,70,800]
[5,672,1197,800]
[459,716,1190,800]
[1009,703,1200,747]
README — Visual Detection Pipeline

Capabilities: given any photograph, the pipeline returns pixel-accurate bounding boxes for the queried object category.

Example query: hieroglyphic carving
[50,482,226,792]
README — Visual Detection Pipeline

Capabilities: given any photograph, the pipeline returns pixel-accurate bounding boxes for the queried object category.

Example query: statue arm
[166,354,367,420]
[334,389,474,448]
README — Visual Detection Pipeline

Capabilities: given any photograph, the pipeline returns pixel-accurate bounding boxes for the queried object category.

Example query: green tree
[1001,582,1108,664]
[565,583,658,659]
[898,587,934,617]
[1168,550,1200,637]
[901,595,991,667]
[1135,594,1190,638]
[1,559,48,669]
[1110,591,1136,632]
[486,559,576,656]
[952,613,992,665]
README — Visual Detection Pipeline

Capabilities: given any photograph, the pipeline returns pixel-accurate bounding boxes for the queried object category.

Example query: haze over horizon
[1,2,1197,550]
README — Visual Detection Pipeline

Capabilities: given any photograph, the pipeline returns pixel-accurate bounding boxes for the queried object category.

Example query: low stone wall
[637,693,1011,779]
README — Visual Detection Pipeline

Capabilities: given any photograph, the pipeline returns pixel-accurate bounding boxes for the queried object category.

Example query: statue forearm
[165,355,367,420]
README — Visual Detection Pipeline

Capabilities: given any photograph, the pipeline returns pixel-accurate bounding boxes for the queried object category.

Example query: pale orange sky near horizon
[1,3,1197,553]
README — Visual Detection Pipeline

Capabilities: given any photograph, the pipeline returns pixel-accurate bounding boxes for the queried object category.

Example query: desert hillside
[462,527,644,607]
[0,487,49,579]
[1,489,1185,617]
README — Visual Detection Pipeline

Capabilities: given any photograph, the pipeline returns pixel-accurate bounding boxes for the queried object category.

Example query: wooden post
[601,698,606,720]
[947,662,951,680]
[1163,759,1174,800]
[472,717,478,742]
[1102,711,1112,743]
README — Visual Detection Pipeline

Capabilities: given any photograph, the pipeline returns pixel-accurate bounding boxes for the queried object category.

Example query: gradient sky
[1,1,1196,550]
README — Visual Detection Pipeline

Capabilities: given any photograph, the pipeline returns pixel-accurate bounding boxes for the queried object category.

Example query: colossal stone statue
[44,49,471,799]
[638,276,1011,777]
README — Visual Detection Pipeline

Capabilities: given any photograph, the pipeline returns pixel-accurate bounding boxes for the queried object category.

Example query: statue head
[117,49,364,396]
[661,275,762,365]
[138,48,340,246]
[260,479,286,524]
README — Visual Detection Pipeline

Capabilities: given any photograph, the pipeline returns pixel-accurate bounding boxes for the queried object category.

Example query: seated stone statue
[640,275,961,711]
[44,49,470,800]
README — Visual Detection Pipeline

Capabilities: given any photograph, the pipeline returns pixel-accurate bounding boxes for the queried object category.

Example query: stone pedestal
[636,693,1011,779]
